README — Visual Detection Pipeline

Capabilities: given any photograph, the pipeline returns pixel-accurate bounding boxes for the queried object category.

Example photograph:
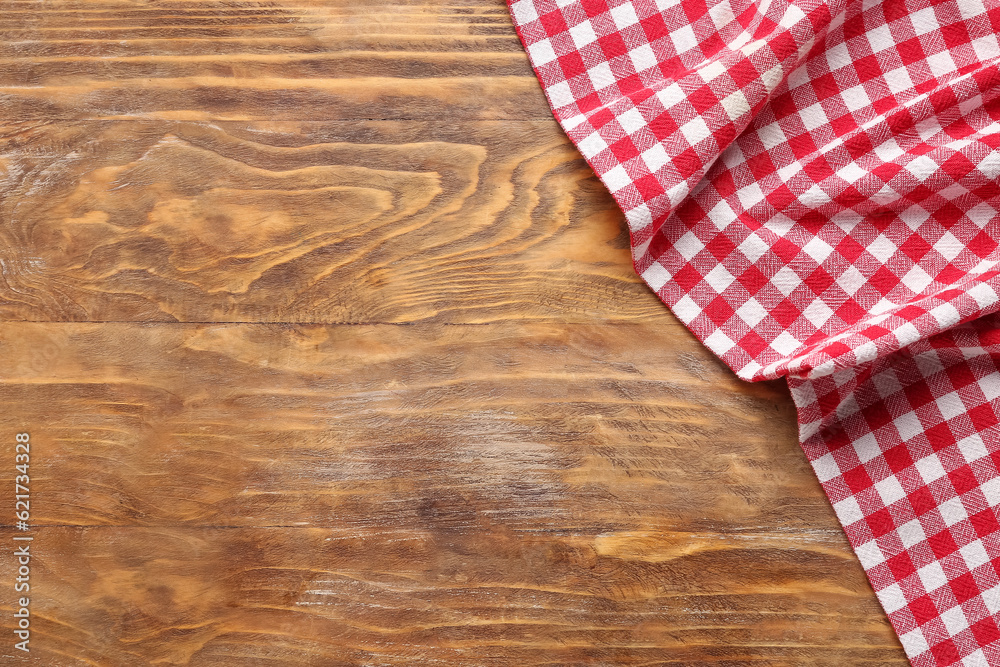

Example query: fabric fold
[508,0,1000,663]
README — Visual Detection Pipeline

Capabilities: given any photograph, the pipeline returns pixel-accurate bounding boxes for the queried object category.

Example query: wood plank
[0,526,902,665]
[0,0,551,121]
[0,321,905,664]
[0,120,669,324]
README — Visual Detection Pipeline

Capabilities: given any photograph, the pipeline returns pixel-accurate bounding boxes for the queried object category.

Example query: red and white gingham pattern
[793,316,1000,665]
[508,0,1000,663]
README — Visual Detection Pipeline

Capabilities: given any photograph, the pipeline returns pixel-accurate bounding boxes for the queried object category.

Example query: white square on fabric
[960,540,990,570]
[800,103,829,131]
[736,183,765,208]
[680,116,712,145]
[609,2,639,29]
[825,41,851,70]
[866,235,898,263]
[933,231,964,261]
[927,50,958,79]
[569,20,598,48]
[737,234,769,263]
[629,43,658,73]
[704,328,736,355]
[511,0,539,26]
[601,164,631,192]
[673,295,702,324]
[910,6,939,35]
[982,584,1000,613]
[853,432,881,464]
[771,266,802,296]
[841,85,871,112]
[770,331,801,356]
[902,264,934,294]
[915,454,947,484]
[670,24,698,54]
[617,108,646,134]
[802,299,835,328]
[528,38,558,66]
[899,629,931,657]
[836,162,867,185]
[979,477,1000,506]
[758,122,787,150]
[872,371,903,399]
[721,89,751,121]
[834,496,865,525]
[916,560,948,593]
[878,583,909,613]
[958,0,987,18]
[812,453,842,483]
[940,606,970,636]
[707,199,736,230]
[625,204,652,232]
[802,236,836,264]
[973,35,1000,61]
[968,282,999,308]
[641,143,671,172]
[884,66,915,95]
[778,3,806,27]
[898,519,927,549]
[866,24,893,53]
[656,82,686,109]
[735,298,768,327]
[854,540,886,568]
[893,321,921,347]
[876,476,907,506]
[588,61,616,91]
[935,392,966,421]
[963,650,990,667]
[958,435,988,464]
[674,231,705,261]
[930,303,960,328]
[547,80,576,108]
[641,262,671,291]
[836,266,866,295]
[697,60,728,83]
[704,264,736,293]
[939,497,968,527]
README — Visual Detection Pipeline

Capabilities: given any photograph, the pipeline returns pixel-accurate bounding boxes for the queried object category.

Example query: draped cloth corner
[508,0,1000,663]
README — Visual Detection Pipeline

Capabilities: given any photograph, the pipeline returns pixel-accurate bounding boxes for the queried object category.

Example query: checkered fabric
[508,0,1000,663]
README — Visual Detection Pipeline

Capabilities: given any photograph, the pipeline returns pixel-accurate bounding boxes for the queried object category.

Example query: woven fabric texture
[507,0,1000,663]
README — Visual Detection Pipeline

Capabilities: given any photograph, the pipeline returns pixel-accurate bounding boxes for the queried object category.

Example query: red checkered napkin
[508,0,1000,663]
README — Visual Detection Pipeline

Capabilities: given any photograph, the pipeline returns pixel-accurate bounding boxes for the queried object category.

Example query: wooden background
[0,0,907,664]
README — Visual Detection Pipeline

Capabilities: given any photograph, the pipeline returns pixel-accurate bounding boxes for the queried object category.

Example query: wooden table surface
[0,0,908,664]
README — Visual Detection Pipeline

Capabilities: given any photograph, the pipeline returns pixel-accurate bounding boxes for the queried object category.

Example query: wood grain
[0,120,668,323]
[0,322,905,665]
[0,0,550,121]
[0,0,909,663]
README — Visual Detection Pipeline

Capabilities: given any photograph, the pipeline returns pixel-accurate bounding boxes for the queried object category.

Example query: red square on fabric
[911,595,940,625]
[971,617,1000,646]
[539,10,568,36]
[928,530,960,558]
[867,508,896,538]
[844,465,875,493]
[949,466,979,495]
[910,487,939,516]
[929,639,961,664]
[970,509,1000,538]
[969,404,999,431]
[887,552,917,579]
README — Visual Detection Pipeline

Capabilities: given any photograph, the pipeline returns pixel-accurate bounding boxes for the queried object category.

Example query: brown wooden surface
[0,0,907,664]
